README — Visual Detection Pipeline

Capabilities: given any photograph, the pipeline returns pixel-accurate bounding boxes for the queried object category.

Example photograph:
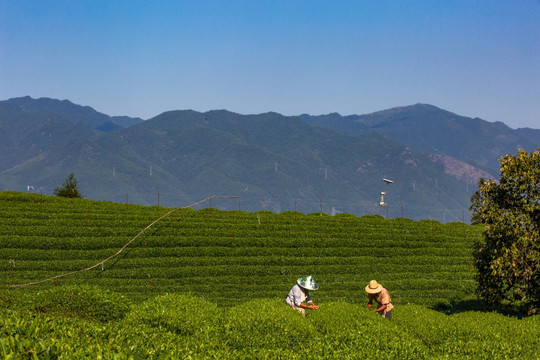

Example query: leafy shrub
[221,298,317,351]
[125,293,219,337]
[307,302,428,358]
[30,285,131,322]
[1,292,538,359]
[0,289,33,310]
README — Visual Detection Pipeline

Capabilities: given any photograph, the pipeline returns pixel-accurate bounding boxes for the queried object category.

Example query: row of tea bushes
[1,191,482,307]
[1,286,538,359]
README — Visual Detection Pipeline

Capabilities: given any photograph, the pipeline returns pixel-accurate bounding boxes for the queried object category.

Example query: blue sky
[1,1,539,128]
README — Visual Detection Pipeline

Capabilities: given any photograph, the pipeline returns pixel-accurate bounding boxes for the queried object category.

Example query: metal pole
[386,182,389,219]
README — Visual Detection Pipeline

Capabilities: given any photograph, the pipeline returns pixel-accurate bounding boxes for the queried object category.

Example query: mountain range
[1,96,538,222]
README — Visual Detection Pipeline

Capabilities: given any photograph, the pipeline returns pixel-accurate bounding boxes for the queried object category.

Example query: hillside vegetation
[1,191,482,307]
[1,99,496,221]
[2,191,539,358]
[301,103,540,174]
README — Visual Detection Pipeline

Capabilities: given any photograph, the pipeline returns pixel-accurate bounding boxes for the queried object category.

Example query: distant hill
[5,96,143,130]
[300,104,540,174]
[0,102,99,172]
[2,98,536,222]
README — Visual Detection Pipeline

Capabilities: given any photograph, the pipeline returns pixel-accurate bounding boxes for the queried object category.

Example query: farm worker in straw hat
[365,279,394,320]
[286,276,319,316]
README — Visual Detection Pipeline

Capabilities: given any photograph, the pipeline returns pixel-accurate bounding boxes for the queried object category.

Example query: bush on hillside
[222,298,318,351]
[31,285,131,322]
[54,173,83,198]
[125,293,219,336]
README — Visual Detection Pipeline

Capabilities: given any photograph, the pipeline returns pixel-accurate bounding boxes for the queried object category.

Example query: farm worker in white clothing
[286,276,319,316]
[365,279,394,320]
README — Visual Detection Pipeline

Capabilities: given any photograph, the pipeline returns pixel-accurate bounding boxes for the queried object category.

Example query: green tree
[470,148,539,311]
[54,173,83,198]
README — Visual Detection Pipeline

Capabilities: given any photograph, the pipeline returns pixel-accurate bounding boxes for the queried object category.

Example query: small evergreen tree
[54,173,83,198]
[470,148,539,312]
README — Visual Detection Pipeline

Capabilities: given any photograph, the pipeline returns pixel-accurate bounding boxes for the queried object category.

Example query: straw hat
[365,280,383,294]
[297,276,319,290]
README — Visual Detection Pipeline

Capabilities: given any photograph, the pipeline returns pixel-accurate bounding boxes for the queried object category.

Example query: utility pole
[383,178,393,219]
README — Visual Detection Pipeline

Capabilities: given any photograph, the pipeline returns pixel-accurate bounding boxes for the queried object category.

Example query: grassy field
[1,191,538,358]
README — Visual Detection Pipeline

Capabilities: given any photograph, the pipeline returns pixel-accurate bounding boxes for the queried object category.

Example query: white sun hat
[297,276,319,290]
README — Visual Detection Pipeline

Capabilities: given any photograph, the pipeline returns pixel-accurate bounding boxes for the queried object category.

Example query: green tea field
[1,191,538,358]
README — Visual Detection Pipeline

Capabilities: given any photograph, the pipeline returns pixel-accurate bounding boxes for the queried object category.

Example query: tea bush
[1,292,538,359]
[221,298,317,351]
[30,285,132,322]
[125,293,218,336]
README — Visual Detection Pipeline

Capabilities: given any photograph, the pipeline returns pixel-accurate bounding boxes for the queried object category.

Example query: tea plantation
[1,191,538,358]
